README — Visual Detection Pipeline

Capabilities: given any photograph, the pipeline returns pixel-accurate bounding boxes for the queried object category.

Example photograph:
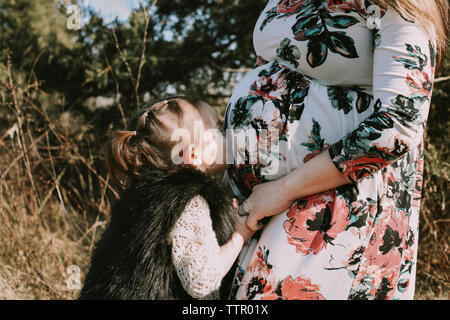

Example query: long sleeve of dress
[169,195,241,298]
[328,7,437,183]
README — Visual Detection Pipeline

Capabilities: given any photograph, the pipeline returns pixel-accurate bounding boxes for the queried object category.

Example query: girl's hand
[235,215,256,241]
[243,179,293,231]
[232,198,256,241]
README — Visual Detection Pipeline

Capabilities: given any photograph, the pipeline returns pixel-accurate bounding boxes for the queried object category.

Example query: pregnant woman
[223,0,448,300]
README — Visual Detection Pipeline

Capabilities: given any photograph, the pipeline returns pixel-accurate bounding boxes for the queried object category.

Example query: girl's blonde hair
[108,96,202,185]
[369,0,449,73]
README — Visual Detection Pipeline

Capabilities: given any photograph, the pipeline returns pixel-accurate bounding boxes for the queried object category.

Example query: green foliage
[1,0,266,130]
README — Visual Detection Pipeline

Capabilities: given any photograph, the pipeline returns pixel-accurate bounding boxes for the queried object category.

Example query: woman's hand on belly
[244,150,349,231]
[244,179,293,231]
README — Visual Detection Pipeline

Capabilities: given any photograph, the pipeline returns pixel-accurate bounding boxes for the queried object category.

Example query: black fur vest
[79,166,237,300]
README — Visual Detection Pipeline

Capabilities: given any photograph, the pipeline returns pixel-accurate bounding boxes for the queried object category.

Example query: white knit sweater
[168,195,242,298]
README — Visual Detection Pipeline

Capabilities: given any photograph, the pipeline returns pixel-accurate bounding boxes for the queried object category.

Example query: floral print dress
[223,0,437,300]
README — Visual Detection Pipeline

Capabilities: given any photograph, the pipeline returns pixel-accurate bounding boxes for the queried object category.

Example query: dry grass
[0,53,112,300]
[0,118,108,299]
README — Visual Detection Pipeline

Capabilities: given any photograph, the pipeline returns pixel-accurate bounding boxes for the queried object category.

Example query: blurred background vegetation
[0,0,447,299]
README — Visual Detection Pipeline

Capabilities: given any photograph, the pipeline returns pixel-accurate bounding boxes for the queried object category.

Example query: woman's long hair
[369,0,449,73]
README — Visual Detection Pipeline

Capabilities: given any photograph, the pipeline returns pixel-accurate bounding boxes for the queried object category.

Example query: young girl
[79,96,254,300]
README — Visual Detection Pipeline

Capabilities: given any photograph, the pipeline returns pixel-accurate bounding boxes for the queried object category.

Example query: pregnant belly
[224,60,374,191]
